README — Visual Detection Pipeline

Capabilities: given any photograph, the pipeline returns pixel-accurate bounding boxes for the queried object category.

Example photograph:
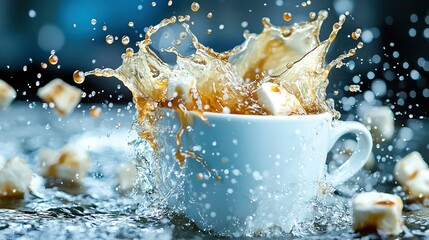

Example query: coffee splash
[74,10,362,165]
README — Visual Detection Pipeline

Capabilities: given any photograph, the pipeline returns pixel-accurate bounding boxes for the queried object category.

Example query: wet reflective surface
[0,103,428,239]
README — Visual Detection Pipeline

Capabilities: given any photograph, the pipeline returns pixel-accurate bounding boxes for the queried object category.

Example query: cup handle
[326,121,373,187]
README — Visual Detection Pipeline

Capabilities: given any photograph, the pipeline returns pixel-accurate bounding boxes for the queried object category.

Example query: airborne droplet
[125,47,134,57]
[90,106,102,118]
[191,2,200,12]
[283,12,292,22]
[122,35,130,45]
[73,70,85,84]
[106,35,114,44]
[349,85,361,92]
[351,28,362,40]
[49,54,59,65]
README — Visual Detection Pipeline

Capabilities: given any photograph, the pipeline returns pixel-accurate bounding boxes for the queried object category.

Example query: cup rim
[193,110,333,121]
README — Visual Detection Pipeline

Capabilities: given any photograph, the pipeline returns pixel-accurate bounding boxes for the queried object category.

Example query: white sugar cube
[117,162,137,193]
[352,192,403,236]
[256,82,306,116]
[404,168,429,200]
[394,151,428,186]
[0,79,17,109]
[0,156,33,198]
[363,106,395,143]
[38,146,90,184]
[38,147,59,176]
[37,78,82,116]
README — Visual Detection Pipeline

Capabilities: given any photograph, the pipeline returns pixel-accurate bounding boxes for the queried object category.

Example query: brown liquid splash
[74,11,362,166]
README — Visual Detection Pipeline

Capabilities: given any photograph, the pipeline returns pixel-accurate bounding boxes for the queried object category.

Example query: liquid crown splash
[76,10,362,165]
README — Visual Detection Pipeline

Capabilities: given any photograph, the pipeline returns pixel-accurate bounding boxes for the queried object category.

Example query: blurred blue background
[0,0,428,119]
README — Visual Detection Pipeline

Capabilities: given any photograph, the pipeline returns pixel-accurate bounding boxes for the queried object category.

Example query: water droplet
[168,0,173,6]
[151,2,156,7]
[23,65,27,72]
[102,25,107,31]
[48,54,58,65]
[90,106,102,118]
[349,85,361,92]
[207,12,213,19]
[121,35,130,45]
[91,19,97,25]
[115,122,121,129]
[125,47,134,57]
[309,12,316,19]
[178,15,190,22]
[351,28,362,40]
[28,9,36,18]
[73,70,85,84]
[191,2,200,12]
[283,12,292,22]
[128,21,134,28]
[207,29,212,34]
[106,35,114,44]
[179,32,187,40]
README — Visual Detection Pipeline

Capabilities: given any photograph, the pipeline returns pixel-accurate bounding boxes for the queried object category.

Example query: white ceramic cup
[158,110,372,236]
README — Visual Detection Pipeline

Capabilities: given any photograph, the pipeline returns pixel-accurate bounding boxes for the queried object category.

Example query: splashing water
[75,10,362,166]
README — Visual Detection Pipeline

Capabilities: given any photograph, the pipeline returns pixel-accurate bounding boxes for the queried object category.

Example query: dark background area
[0,0,428,120]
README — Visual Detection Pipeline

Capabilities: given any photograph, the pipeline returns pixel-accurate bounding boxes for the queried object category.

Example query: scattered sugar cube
[394,151,428,186]
[117,162,137,193]
[0,79,17,109]
[37,78,82,116]
[38,147,58,176]
[256,82,306,115]
[0,156,33,198]
[363,106,395,143]
[404,168,429,200]
[38,146,90,184]
[352,192,403,236]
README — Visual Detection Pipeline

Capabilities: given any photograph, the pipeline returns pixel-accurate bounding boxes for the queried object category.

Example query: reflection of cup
[158,110,372,236]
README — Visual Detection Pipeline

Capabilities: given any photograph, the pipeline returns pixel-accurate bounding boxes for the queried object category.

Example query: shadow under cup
[156,110,372,236]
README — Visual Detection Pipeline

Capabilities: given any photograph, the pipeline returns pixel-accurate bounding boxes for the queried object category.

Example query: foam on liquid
[75,10,362,165]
